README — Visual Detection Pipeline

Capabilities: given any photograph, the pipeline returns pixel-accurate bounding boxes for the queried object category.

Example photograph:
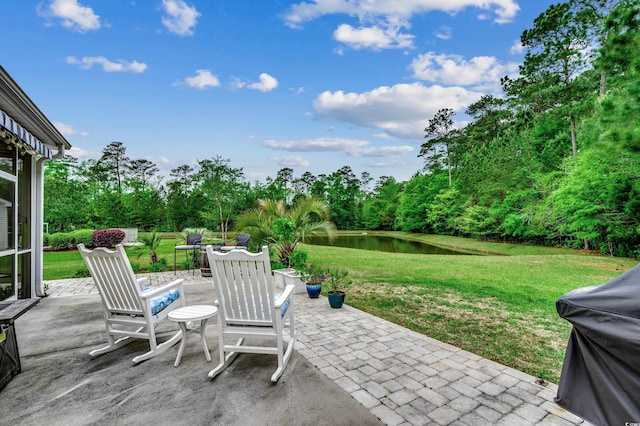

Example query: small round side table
[168,305,217,367]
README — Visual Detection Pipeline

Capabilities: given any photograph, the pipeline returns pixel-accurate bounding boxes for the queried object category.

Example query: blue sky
[2,0,556,184]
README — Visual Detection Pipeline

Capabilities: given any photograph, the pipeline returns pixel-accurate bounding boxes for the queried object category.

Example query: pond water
[306,235,472,255]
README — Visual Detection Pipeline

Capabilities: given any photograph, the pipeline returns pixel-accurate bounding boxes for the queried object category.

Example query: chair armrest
[139,278,185,299]
[137,277,148,291]
[274,285,294,308]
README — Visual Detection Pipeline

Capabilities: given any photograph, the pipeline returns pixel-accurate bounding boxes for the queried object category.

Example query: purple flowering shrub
[92,228,126,248]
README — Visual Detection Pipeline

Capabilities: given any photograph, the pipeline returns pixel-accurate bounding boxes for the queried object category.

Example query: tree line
[44,0,640,257]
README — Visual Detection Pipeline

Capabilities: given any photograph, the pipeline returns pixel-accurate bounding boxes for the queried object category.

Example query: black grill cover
[555,263,640,426]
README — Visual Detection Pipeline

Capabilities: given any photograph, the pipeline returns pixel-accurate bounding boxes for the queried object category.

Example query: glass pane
[18,253,30,299]
[0,254,13,300]
[0,143,15,175]
[0,176,14,250]
[18,153,30,249]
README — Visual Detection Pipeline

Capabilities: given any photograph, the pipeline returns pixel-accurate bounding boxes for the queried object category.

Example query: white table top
[168,305,217,322]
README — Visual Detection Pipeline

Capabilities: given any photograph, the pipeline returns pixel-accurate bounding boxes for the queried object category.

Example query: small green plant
[289,249,309,271]
[272,218,297,268]
[300,263,328,284]
[325,268,351,293]
[149,259,166,272]
[180,259,194,270]
[73,268,91,278]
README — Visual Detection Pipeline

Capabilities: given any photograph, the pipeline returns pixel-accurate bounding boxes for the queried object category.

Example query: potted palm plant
[274,247,309,294]
[325,268,352,308]
[233,197,336,294]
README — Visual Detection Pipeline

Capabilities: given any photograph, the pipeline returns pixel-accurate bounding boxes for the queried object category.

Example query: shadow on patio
[3,282,381,426]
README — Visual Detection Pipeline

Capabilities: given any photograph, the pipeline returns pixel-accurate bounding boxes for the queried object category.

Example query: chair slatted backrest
[78,244,143,315]
[235,233,250,248]
[186,233,202,245]
[207,246,274,326]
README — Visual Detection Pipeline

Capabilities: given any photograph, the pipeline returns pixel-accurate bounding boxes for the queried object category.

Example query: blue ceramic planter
[306,283,322,298]
[328,291,345,308]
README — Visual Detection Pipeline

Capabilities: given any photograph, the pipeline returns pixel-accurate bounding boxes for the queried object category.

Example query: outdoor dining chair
[174,233,202,274]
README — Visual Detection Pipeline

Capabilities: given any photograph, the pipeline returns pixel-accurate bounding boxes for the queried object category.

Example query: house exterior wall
[0,66,71,300]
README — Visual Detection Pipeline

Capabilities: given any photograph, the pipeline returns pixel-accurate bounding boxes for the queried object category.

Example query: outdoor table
[0,298,40,390]
[168,305,217,367]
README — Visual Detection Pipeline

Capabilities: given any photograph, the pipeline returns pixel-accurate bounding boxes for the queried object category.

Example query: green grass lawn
[44,231,639,383]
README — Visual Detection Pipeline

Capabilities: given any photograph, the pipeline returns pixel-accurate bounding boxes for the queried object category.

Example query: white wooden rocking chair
[206,245,296,382]
[78,243,186,364]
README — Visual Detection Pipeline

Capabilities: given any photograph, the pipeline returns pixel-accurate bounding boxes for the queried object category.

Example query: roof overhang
[0,65,71,159]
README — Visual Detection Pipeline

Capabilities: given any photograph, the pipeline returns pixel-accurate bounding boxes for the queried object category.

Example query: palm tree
[234,197,336,267]
[137,231,163,264]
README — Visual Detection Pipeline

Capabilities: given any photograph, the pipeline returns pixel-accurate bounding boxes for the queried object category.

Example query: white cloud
[161,0,200,36]
[66,56,147,73]
[510,40,524,55]
[283,0,521,28]
[352,145,414,157]
[434,26,452,40]
[410,52,519,88]
[177,69,221,89]
[248,73,279,92]
[263,137,414,157]
[264,137,368,152]
[313,83,483,139]
[270,155,310,167]
[67,145,96,159]
[53,121,88,137]
[39,0,101,32]
[233,73,279,92]
[333,23,414,50]
[147,156,170,165]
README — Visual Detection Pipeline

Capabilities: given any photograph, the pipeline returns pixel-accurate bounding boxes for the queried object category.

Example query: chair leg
[89,336,135,357]
[208,338,243,379]
[132,330,182,364]
[271,330,296,382]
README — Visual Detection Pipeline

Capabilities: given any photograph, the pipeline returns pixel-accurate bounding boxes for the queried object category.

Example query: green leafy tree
[324,166,362,230]
[43,156,91,232]
[420,108,457,187]
[396,170,450,232]
[362,176,401,230]
[166,164,203,230]
[515,2,592,155]
[195,156,249,239]
[99,141,130,191]
[125,159,159,189]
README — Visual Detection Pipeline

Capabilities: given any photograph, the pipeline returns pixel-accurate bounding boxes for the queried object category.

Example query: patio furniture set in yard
[79,237,295,382]
[173,233,250,276]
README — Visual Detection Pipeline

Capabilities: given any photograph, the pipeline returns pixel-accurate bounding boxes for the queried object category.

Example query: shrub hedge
[71,229,94,247]
[48,232,74,250]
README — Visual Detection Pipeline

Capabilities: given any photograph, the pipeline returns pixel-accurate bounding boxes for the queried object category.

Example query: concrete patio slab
[2,271,591,425]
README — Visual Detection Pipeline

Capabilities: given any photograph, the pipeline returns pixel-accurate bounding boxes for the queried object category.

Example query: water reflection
[306,235,471,255]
